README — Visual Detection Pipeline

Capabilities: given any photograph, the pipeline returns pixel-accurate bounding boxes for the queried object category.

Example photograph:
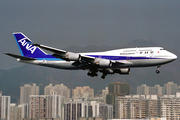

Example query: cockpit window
[160,48,164,50]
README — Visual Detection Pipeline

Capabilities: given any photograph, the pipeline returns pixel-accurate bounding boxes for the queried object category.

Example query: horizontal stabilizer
[4,53,36,60]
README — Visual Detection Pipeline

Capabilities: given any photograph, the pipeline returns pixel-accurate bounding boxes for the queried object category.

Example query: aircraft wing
[32,44,66,54]
[33,44,96,63]
[33,44,129,65]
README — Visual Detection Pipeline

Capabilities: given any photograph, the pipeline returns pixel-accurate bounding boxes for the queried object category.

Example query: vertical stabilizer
[13,32,46,58]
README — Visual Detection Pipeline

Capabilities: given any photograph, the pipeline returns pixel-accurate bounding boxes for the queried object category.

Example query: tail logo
[18,38,37,54]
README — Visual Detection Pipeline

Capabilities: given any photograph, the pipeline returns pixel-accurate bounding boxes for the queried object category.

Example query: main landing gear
[101,73,107,79]
[87,70,107,79]
[156,65,161,74]
[87,71,98,77]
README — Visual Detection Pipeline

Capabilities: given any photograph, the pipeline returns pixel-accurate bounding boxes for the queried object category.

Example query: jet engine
[114,68,130,74]
[64,52,81,61]
[98,59,112,67]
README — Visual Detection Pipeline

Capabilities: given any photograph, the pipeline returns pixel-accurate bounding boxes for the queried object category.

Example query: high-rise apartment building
[149,85,163,96]
[20,83,39,104]
[137,84,149,95]
[90,101,113,120]
[115,93,180,120]
[163,82,177,95]
[64,100,113,120]
[106,82,130,118]
[115,95,160,119]
[10,103,17,120]
[44,83,53,95]
[72,86,94,98]
[102,87,108,98]
[0,95,11,120]
[160,93,180,120]
[64,101,90,120]
[108,82,130,96]
[17,103,28,120]
[44,83,70,99]
[29,94,64,119]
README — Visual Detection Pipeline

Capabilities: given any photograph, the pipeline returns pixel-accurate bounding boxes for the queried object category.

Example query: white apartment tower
[90,101,113,120]
[20,83,39,104]
[115,95,160,119]
[137,84,149,95]
[10,103,17,120]
[17,103,28,120]
[44,83,53,95]
[29,94,64,119]
[149,85,163,96]
[102,87,109,98]
[44,83,70,99]
[163,82,177,95]
[64,100,113,120]
[0,95,11,120]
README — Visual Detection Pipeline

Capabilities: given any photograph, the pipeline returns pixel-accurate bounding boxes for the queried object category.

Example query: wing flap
[4,53,36,60]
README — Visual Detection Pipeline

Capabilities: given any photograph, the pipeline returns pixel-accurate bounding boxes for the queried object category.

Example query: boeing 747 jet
[5,32,177,79]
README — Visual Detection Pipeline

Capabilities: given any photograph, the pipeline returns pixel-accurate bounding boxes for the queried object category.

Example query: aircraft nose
[171,53,177,60]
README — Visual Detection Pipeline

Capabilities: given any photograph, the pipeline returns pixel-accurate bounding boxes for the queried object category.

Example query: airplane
[5,32,177,79]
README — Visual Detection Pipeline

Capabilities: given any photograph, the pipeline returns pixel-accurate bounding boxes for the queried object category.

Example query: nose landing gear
[156,65,161,74]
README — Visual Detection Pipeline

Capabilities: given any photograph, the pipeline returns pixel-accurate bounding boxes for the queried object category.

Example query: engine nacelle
[103,69,114,74]
[64,52,80,61]
[98,59,112,67]
[114,68,130,74]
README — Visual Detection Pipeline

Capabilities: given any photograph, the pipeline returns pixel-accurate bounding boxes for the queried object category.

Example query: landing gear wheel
[87,70,98,77]
[156,70,160,74]
[156,65,161,74]
[87,72,91,76]
[101,73,107,79]
[101,76,105,79]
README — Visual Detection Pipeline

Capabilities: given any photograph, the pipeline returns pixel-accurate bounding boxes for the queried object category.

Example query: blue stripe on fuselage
[26,55,64,61]
[87,55,162,60]
[37,58,64,61]
[25,54,162,61]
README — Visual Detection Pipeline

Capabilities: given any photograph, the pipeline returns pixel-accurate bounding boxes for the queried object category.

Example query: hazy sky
[1,0,180,69]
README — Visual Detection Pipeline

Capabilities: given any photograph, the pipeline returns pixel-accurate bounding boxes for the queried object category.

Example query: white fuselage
[18,47,177,70]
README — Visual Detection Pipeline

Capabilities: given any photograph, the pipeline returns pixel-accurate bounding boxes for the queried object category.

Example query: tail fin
[13,32,47,58]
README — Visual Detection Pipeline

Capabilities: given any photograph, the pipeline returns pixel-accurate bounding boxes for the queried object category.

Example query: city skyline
[2,81,180,104]
[2,81,180,120]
